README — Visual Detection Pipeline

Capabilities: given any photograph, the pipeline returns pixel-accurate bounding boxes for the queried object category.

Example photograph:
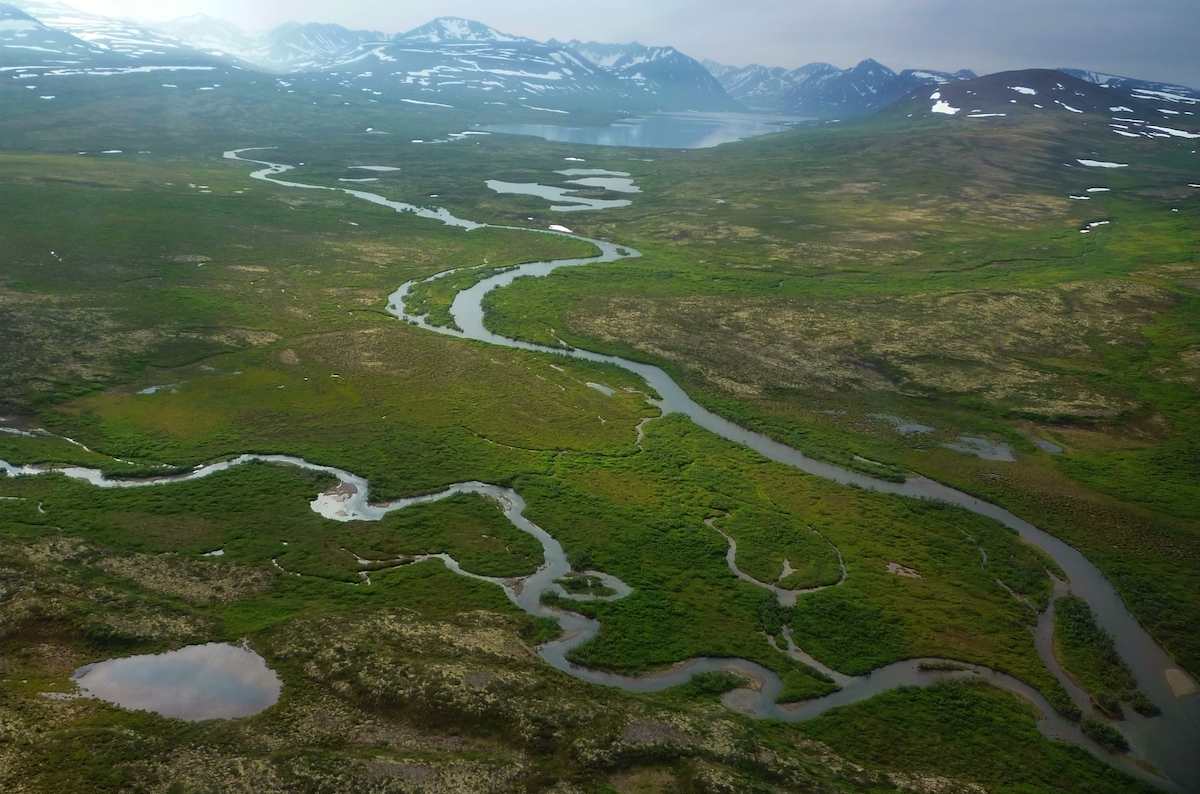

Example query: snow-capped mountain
[701,60,804,110]
[255,22,386,71]
[871,68,979,111]
[705,58,976,117]
[398,17,527,44]
[288,18,739,112]
[1,3,103,66]
[12,3,1192,119]
[563,41,739,111]
[145,13,739,111]
[7,0,229,66]
[301,19,619,110]
[779,59,898,116]
[152,15,389,73]
[1057,68,1199,100]
[151,13,256,59]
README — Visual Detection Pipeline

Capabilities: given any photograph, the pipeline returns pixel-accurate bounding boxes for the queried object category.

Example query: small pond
[869,413,936,435]
[72,642,282,721]
[944,436,1016,462]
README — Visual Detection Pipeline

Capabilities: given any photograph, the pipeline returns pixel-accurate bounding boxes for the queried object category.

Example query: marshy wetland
[2,87,1197,793]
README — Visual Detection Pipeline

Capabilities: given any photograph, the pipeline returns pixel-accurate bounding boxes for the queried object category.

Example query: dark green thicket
[1054,595,1157,718]
[1081,717,1131,754]
[801,680,1153,793]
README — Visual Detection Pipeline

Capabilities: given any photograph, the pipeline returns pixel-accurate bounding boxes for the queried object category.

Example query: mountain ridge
[704,56,1196,118]
[558,39,741,111]
[704,57,979,117]
[5,1,1194,118]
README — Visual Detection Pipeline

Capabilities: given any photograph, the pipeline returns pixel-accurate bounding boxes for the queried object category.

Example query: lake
[479,112,810,149]
[73,642,282,721]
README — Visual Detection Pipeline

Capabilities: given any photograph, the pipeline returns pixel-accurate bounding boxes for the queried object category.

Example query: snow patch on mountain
[9,0,220,63]
[398,18,525,44]
[1058,68,1197,100]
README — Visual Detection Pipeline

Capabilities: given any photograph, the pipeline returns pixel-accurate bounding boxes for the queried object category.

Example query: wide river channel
[5,146,1193,791]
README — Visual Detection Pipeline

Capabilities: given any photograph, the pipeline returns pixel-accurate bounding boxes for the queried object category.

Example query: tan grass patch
[565,279,1174,418]
[97,554,273,603]
[609,767,677,794]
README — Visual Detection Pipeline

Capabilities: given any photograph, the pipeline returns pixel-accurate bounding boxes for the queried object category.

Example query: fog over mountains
[3,0,1196,119]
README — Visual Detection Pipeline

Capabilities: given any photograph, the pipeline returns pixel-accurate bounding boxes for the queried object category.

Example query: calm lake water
[73,642,282,721]
[479,112,810,149]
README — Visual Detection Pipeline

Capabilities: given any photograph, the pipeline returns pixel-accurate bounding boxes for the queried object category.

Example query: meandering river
[3,147,1193,791]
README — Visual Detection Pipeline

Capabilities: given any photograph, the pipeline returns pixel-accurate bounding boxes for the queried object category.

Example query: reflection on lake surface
[73,642,281,721]
[479,112,810,149]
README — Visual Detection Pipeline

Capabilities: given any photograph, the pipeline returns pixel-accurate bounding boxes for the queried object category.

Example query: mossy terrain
[1,80,1189,792]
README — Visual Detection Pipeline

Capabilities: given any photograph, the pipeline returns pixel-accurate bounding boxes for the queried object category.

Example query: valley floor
[1,88,1196,793]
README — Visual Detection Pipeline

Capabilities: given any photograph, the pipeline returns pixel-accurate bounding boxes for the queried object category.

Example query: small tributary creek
[1,148,1193,791]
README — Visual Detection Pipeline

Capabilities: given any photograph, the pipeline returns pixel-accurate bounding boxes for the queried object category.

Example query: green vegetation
[509,415,1065,704]
[403,263,523,330]
[1081,717,1131,754]
[2,80,1192,792]
[0,152,599,414]
[800,680,1154,793]
[4,521,859,793]
[471,113,1200,674]
[670,670,749,703]
[1054,595,1158,717]
[713,508,843,589]
[556,573,617,597]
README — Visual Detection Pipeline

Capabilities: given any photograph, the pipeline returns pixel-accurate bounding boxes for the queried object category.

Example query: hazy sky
[59,0,1200,87]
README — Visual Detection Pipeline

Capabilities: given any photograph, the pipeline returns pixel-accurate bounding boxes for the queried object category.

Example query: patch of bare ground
[2,536,219,643]
[296,326,425,378]
[565,279,1176,418]
[1131,263,1200,290]
[211,328,279,347]
[0,293,174,388]
[608,767,676,793]
[0,290,284,400]
[97,553,273,603]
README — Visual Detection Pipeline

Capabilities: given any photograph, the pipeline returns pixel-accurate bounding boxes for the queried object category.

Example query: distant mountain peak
[8,0,236,67]
[397,17,525,43]
[154,12,253,55]
[1056,67,1197,98]
[561,39,741,110]
[852,58,893,73]
[704,57,973,116]
[167,12,229,26]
